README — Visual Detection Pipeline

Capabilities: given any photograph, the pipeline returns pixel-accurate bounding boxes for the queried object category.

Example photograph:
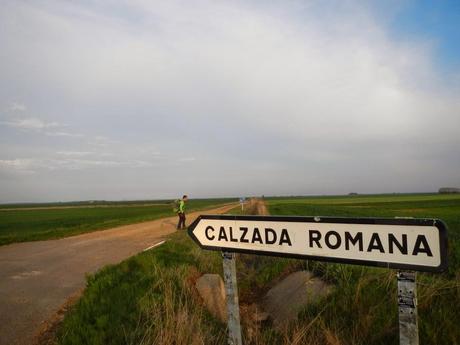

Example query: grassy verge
[56,231,226,345]
[0,198,236,245]
[55,195,460,345]
[55,203,300,345]
[265,194,460,345]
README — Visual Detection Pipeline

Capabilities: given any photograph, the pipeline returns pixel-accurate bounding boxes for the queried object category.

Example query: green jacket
[179,200,185,213]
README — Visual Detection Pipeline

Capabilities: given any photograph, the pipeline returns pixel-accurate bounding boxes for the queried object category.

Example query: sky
[0,0,459,203]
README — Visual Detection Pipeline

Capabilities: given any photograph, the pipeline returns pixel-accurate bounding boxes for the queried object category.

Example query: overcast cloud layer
[1,0,459,202]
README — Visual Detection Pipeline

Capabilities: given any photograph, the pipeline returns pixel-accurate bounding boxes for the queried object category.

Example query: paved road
[0,204,236,345]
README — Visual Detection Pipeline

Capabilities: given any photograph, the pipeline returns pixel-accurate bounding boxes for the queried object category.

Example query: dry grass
[56,194,460,345]
[133,265,226,345]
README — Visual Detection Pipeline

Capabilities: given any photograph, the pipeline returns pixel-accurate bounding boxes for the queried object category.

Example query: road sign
[188,215,447,272]
[239,197,245,212]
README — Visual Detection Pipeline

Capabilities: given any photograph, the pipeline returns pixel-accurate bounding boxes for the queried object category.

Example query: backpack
[173,199,181,213]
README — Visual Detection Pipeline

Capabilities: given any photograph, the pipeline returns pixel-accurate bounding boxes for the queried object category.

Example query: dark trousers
[177,212,186,229]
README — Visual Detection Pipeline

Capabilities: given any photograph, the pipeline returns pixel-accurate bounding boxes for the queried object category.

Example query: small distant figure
[177,195,188,230]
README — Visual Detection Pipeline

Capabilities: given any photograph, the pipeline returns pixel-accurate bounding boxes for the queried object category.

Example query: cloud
[56,151,94,156]
[88,136,120,147]
[56,159,128,169]
[0,103,81,137]
[9,102,26,112]
[0,116,88,138]
[45,131,85,138]
[0,0,459,202]
[0,157,154,172]
[0,159,37,175]
[0,106,98,140]
[178,157,196,163]
[0,159,35,169]
[1,117,59,131]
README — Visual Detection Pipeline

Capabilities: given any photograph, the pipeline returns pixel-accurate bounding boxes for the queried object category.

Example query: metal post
[222,252,243,345]
[397,271,419,345]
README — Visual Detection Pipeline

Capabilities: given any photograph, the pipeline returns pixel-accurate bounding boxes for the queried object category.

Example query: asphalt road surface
[0,204,236,345]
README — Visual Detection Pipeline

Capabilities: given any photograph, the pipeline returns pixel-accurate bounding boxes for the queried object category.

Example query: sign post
[239,198,245,213]
[188,215,447,344]
[222,252,243,345]
[397,271,419,345]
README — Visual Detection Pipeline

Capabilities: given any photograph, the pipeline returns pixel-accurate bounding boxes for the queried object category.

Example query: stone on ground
[262,271,331,328]
[195,274,227,322]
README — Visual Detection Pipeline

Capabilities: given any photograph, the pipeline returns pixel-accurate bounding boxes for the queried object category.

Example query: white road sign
[188,215,447,272]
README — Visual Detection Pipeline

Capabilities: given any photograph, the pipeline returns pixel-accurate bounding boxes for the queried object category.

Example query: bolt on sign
[188,215,448,272]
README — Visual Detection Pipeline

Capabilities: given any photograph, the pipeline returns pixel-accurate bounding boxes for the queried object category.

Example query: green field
[266,193,460,344]
[0,199,175,209]
[0,198,236,246]
[267,193,460,274]
[55,194,460,345]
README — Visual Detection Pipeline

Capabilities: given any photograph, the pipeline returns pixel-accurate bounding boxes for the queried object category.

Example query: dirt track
[0,204,236,345]
[255,199,269,215]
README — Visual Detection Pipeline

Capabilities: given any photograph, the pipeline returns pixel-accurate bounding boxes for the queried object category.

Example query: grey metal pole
[222,252,243,345]
[397,271,419,345]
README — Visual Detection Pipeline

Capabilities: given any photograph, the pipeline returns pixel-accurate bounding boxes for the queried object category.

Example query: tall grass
[131,265,226,345]
[56,195,460,345]
[57,231,226,345]
[265,195,460,345]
